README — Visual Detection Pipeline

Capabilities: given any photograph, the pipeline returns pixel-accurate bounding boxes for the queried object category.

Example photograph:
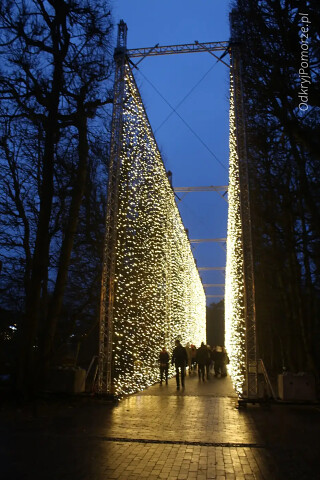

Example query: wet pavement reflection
[104,373,257,446]
[1,371,320,479]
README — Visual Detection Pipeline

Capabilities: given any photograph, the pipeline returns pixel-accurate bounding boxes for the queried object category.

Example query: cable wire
[137,69,228,172]
[154,61,218,134]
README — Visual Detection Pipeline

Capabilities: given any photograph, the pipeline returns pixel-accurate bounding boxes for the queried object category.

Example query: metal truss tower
[98,21,127,394]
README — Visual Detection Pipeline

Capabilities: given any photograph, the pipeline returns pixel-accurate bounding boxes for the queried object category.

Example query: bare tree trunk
[17,124,55,396]
[16,7,68,396]
[39,108,89,379]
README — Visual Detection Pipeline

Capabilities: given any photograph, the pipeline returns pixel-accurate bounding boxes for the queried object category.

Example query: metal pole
[98,21,128,394]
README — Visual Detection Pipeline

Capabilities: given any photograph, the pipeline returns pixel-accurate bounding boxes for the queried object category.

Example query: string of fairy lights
[112,62,206,396]
[224,71,246,395]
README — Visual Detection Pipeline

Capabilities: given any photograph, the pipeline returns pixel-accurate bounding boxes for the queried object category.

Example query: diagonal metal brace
[195,41,230,68]
[131,44,160,68]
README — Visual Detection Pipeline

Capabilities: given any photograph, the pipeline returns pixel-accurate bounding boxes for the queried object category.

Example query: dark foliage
[0,0,114,394]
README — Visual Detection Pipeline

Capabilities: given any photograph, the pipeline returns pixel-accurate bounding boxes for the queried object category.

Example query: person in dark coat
[196,342,210,381]
[212,346,224,377]
[221,347,229,377]
[205,344,212,379]
[171,339,188,389]
[190,344,197,371]
[159,347,169,385]
[185,343,192,375]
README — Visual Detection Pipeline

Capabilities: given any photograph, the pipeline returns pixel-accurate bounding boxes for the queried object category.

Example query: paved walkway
[1,372,320,479]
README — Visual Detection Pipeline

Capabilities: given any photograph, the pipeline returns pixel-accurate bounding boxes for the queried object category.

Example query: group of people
[159,340,229,389]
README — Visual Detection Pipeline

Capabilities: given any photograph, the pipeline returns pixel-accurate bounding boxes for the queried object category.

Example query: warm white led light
[225,71,246,395]
[112,64,206,396]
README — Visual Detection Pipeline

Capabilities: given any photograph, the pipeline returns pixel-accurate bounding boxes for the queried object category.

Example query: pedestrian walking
[159,347,169,385]
[212,346,224,377]
[190,344,197,371]
[196,342,210,381]
[185,342,192,375]
[171,339,188,389]
[221,347,229,377]
[205,344,212,379]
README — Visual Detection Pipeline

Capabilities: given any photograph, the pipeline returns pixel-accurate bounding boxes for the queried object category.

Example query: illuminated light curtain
[225,71,246,395]
[113,63,206,396]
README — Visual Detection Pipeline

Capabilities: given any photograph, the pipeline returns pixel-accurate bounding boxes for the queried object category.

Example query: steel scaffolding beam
[206,295,224,298]
[174,185,228,203]
[198,267,226,271]
[190,238,227,243]
[127,41,229,58]
[231,38,258,399]
[173,186,228,192]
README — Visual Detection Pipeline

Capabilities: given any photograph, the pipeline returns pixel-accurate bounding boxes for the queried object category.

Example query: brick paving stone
[1,373,320,479]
